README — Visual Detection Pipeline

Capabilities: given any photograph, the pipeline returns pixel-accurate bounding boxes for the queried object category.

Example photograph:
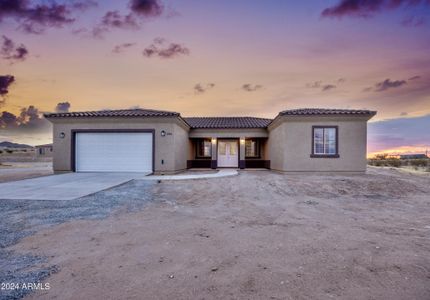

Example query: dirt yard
[6,167,430,299]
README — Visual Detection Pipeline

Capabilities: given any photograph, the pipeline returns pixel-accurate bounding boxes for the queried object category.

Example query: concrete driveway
[0,172,150,200]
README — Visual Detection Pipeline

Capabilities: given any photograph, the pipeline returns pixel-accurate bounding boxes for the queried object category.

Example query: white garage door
[75,132,153,172]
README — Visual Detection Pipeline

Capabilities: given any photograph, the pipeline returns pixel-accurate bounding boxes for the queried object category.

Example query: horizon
[0,0,429,155]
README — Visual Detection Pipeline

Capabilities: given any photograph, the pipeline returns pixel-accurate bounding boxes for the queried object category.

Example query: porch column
[211,137,217,169]
[239,137,245,169]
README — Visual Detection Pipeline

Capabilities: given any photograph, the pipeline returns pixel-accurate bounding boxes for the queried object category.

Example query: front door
[217,140,238,167]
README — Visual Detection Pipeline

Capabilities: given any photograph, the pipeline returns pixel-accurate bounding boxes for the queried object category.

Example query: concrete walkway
[140,169,238,181]
[0,172,150,200]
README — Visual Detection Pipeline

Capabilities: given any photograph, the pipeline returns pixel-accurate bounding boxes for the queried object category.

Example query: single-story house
[44,108,376,174]
[399,154,428,159]
[35,143,53,157]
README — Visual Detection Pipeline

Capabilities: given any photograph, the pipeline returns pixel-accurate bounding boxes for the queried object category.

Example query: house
[399,154,428,160]
[35,143,53,157]
[44,108,376,174]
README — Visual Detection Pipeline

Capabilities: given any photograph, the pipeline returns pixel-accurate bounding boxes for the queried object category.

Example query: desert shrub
[5,149,13,154]
[0,150,3,154]
[409,159,428,168]
[385,159,401,168]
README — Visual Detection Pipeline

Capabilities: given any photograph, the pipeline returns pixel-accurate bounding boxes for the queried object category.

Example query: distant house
[399,154,428,160]
[35,144,53,157]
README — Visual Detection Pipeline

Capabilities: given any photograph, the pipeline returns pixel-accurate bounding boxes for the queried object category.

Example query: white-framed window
[312,127,338,156]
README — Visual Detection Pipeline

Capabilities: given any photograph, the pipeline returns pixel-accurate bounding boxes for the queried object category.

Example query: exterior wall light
[211,138,217,144]
[59,132,65,139]
[240,138,245,145]
[160,130,166,137]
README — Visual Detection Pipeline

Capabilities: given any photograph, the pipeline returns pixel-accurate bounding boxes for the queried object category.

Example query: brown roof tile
[183,117,272,129]
[44,108,180,118]
[279,108,377,116]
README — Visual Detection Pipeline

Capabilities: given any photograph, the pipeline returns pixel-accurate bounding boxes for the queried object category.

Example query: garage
[75,132,153,172]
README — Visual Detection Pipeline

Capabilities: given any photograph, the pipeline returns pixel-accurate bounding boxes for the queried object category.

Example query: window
[245,139,260,158]
[196,139,212,158]
[312,126,338,157]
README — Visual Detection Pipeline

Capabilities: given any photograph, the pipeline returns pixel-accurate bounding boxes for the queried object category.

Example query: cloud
[129,0,164,17]
[92,11,140,37]
[321,0,430,18]
[55,102,71,113]
[338,78,346,83]
[112,42,136,53]
[322,84,336,91]
[0,105,49,132]
[374,79,407,92]
[306,80,337,92]
[194,83,215,94]
[143,38,190,59]
[408,75,421,81]
[91,0,167,37]
[71,0,98,11]
[0,0,83,34]
[400,112,408,116]
[0,75,15,101]
[1,35,29,62]
[241,84,263,92]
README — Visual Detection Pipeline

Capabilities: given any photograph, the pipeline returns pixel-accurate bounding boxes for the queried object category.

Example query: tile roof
[44,108,180,118]
[183,117,273,129]
[279,108,377,116]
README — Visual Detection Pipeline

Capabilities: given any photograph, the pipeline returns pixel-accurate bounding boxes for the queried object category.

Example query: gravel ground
[0,180,156,300]
[2,167,430,300]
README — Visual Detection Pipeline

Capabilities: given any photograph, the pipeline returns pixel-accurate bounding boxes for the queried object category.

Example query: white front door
[217,140,238,167]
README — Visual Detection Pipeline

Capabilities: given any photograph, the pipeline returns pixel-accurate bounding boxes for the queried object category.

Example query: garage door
[75,132,153,172]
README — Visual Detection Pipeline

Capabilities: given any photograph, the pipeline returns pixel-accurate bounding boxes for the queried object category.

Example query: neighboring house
[44,108,376,174]
[35,144,53,157]
[399,154,428,159]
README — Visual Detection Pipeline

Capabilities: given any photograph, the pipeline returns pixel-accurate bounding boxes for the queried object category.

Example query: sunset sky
[0,0,429,156]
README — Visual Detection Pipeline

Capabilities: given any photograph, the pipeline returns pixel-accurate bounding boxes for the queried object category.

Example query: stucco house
[44,108,376,174]
[35,143,53,157]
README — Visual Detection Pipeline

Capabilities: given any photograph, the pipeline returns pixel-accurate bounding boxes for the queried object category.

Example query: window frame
[245,138,261,159]
[310,126,339,158]
[195,138,212,159]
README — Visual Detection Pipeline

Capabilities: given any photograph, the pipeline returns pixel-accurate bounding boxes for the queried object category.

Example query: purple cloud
[55,102,71,113]
[0,0,79,34]
[242,84,263,92]
[1,35,29,62]
[112,42,136,53]
[194,83,215,94]
[143,38,190,59]
[0,105,49,131]
[322,0,430,18]
[374,79,407,92]
[322,84,337,91]
[92,11,140,37]
[129,0,164,17]
[408,75,421,81]
[0,74,15,99]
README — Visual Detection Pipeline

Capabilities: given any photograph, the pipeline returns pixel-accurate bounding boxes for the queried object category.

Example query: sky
[0,0,429,156]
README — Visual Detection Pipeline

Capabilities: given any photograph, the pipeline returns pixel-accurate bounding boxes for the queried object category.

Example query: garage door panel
[75,132,153,172]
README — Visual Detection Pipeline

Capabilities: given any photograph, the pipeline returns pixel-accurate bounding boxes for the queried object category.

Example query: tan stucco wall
[49,117,189,174]
[268,115,370,172]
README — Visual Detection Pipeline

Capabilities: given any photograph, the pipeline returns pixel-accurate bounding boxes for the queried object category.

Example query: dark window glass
[245,139,260,158]
[197,139,211,157]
